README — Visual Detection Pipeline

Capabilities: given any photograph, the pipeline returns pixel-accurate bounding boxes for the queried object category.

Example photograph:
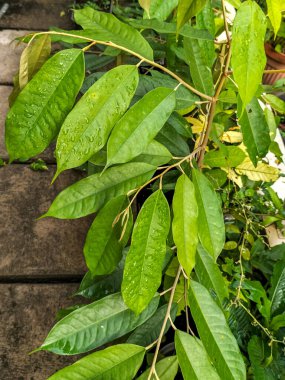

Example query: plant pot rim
[265,42,285,64]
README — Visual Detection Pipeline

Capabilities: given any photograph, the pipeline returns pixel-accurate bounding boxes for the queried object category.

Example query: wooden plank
[0,0,76,30]
[0,165,89,277]
[0,85,55,162]
[0,283,84,378]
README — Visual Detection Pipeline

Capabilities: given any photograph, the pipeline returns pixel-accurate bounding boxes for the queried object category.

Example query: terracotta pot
[263,43,285,85]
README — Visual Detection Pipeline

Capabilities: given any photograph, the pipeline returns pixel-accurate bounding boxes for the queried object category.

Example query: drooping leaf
[204,146,246,168]
[156,123,190,156]
[188,281,246,380]
[172,174,198,276]
[175,330,221,380]
[132,140,172,166]
[192,169,225,260]
[122,190,170,314]
[74,7,153,60]
[5,49,84,162]
[48,343,145,379]
[44,162,156,219]
[232,1,267,106]
[263,93,285,114]
[269,258,285,317]
[39,292,159,355]
[177,0,208,33]
[184,36,214,97]
[195,244,228,309]
[237,97,270,166]
[127,303,178,346]
[84,196,132,276]
[106,87,176,167]
[138,356,179,380]
[266,0,283,37]
[55,65,139,178]
[147,0,178,21]
[235,157,279,182]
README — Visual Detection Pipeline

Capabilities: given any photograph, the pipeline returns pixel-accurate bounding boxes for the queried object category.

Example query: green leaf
[55,65,139,178]
[232,1,267,107]
[184,36,214,97]
[192,169,225,260]
[204,146,246,168]
[5,49,84,162]
[48,343,145,379]
[44,162,156,219]
[270,258,285,317]
[172,174,198,276]
[175,330,221,380]
[248,336,276,380]
[177,0,207,33]
[122,190,170,314]
[147,0,178,21]
[139,0,151,17]
[195,244,229,309]
[137,356,178,380]
[136,71,199,110]
[266,0,283,37]
[40,292,159,355]
[74,7,153,60]
[156,123,190,156]
[237,97,271,166]
[132,140,172,166]
[188,281,246,380]
[127,303,178,346]
[106,87,176,167]
[270,314,285,331]
[84,196,132,276]
[263,94,285,114]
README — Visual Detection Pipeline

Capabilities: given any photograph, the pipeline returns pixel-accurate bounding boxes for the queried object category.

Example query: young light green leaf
[147,0,178,21]
[237,97,271,166]
[232,1,267,107]
[188,281,246,380]
[84,196,132,276]
[139,0,151,17]
[266,0,283,37]
[195,244,229,308]
[55,65,139,178]
[132,140,172,166]
[172,174,198,276]
[192,169,225,260]
[48,344,145,380]
[44,162,156,219]
[5,49,84,162]
[177,0,207,33]
[269,258,285,317]
[137,356,179,380]
[40,292,159,355]
[175,330,221,380]
[74,7,153,60]
[204,146,246,168]
[127,303,178,346]
[107,88,176,167]
[263,93,285,114]
[122,190,170,314]
[184,36,214,97]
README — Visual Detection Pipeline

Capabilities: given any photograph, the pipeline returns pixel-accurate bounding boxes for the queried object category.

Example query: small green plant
[5,0,285,378]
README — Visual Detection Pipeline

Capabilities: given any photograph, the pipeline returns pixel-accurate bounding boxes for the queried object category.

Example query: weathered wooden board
[0,165,89,277]
[0,283,83,379]
[0,0,76,30]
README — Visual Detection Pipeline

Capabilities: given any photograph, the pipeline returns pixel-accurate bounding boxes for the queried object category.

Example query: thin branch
[222,0,231,43]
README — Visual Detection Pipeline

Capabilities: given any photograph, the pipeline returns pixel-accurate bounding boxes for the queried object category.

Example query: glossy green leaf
[74,7,153,60]
[237,97,270,166]
[44,162,156,219]
[132,140,172,166]
[175,330,220,380]
[184,37,214,97]
[127,303,177,346]
[40,292,159,355]
[192,169,225,260]
[270,258,285,317]
[147,0,178,21]
[266,0,283,37]
[177,0,207,33]
[138,356,178,380]
[5,49,84,162]
[122,190,170,314]
[188,281,246,380]
[84,196,132,276]
[172,174,198,276]
[195,244,228,308]
[48,343,145,379]
[157,123,190,156]
[263,94,285,114]
[107,88,176,167]
[55,65,139,178]
[204,146,246,168]
[232,1,267,106]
